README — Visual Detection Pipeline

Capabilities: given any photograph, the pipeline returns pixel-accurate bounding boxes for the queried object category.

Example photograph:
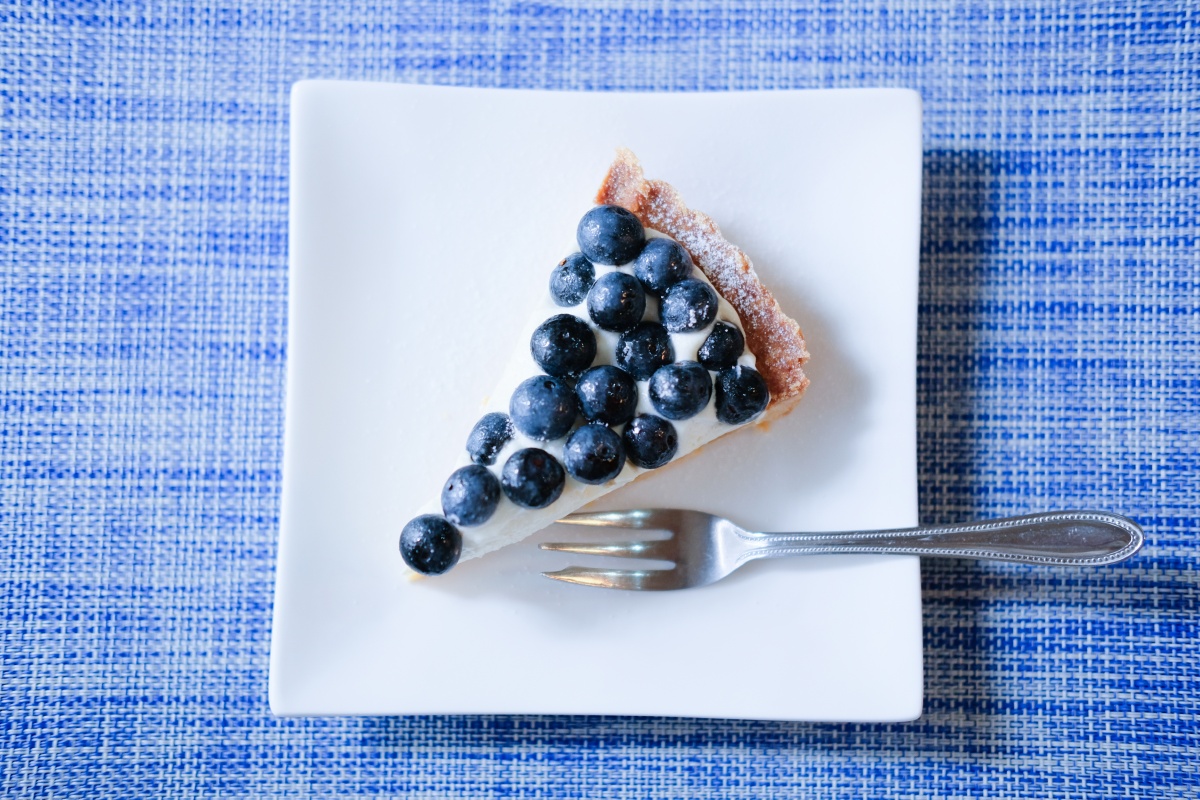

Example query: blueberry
[530,314,596,378]
[697,322,745,370]
[440,465,501,526]
[562,423,626,484]
[501,448,566,509]
[466,412,514,466]
[586,271,646,332]
[648,361,712,420]
[714,365,771,424]
[615,321,675,380]
[622,414,679,469]
[549,253,595,306]
[575,365,638,426]
[576,205,645,265]
[660,278,719,333]
[509,376,579,441]
[633,237,692,295]
[399,515,462,575]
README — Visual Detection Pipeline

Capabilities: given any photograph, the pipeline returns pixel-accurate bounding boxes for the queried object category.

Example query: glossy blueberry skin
[586,271,646,332]
[697,322,746,370]
[509,376,579,441]
[530,314,597,378]
[714,365,771,424]
[575,365,638,426]
[466,412,514,466]
[549,253,595,306]
[633,237,692,295]
[562,423,626,484]
[622,414,679,470]
[440,465,501,526]
[501,448,566,509]
[648,361,713,420]
[576,205,646,265]
[660,278,719,333]
[614,321,674,380]
[399,515,462,575]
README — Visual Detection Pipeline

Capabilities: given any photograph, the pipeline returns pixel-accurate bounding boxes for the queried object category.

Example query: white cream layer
[417,230,757,562]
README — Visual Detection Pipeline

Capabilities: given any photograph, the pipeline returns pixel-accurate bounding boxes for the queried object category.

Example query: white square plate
[270,82,924,721]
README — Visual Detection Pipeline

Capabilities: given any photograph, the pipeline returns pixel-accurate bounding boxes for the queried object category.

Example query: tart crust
[597,148,809,422]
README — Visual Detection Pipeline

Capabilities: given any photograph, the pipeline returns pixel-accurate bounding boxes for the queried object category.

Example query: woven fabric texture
[1,2,1196,797]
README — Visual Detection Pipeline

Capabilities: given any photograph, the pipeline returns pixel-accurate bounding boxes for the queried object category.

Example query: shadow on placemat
[916,148,1001,726]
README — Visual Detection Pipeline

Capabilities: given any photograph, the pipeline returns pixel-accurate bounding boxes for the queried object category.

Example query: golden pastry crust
[596,148,809,421]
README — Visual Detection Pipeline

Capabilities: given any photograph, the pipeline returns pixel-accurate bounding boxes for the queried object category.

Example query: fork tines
[539,566,678,591]
[549,509,662,529]
[540,511,677,590]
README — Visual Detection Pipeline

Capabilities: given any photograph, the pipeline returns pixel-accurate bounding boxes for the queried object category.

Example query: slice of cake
[399,148,810,576]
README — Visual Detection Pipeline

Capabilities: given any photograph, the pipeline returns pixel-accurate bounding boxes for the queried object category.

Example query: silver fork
[540,509,1144,590]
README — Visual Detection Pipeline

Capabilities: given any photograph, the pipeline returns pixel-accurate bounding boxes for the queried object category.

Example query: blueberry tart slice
[400,149,810,575]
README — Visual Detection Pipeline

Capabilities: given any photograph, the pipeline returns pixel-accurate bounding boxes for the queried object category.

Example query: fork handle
[743,511,1143,566]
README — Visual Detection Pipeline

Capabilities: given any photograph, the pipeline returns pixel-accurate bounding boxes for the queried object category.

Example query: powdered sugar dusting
[597,148,809,408]
[596,147,646,212]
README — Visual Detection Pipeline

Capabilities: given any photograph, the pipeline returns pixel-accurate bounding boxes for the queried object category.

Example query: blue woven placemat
[1,2,1196,797]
